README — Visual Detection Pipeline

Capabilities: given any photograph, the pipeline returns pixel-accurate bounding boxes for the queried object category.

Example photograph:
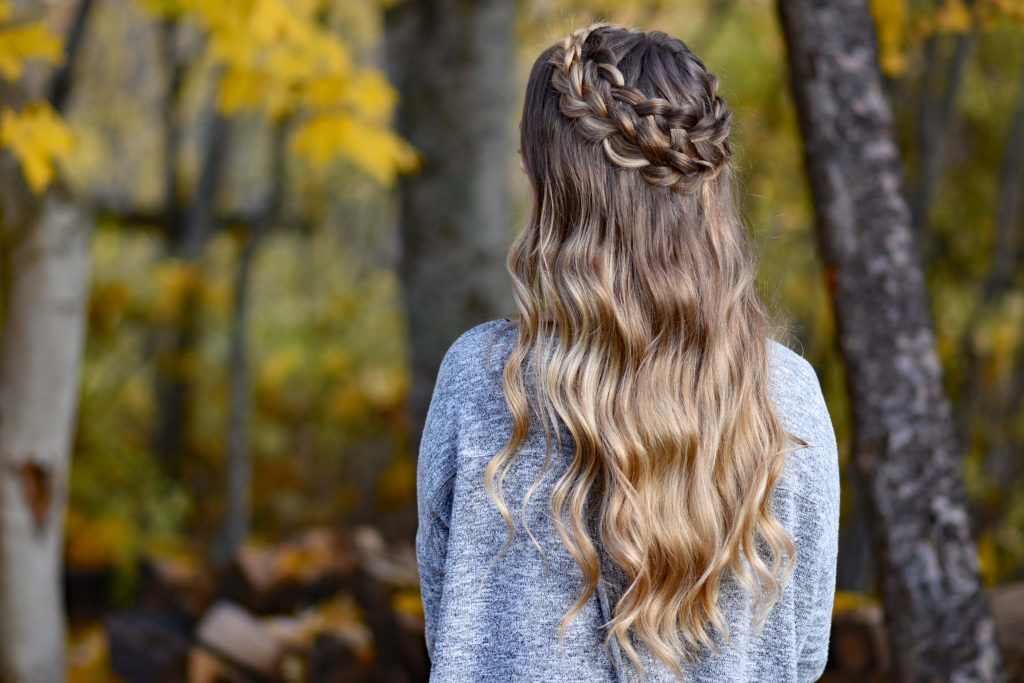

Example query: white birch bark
[0,190,93,682]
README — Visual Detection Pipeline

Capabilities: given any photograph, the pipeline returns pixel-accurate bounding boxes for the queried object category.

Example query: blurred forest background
[0,0,1023,680]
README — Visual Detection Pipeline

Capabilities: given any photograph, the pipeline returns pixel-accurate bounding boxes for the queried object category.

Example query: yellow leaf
[150,260,203,322]
[259,346,304,390]
[138,0,413,178]
[978,531,1000,586]
[870,0,908,77]
[291,115,419,185]
[831,590,878,614]
[256,0,304,43]
[392,587,424,620]
[343,70,399,123]
[218,66,279,114]
[933,0,973,33]
[0,22,64,80]
[67,624,111,683]
[0,102,75,192]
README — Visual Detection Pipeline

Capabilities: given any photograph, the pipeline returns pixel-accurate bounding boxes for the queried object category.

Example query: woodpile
[823,582,1024,682]
[103,526,428,683]
[97,527,1024,682]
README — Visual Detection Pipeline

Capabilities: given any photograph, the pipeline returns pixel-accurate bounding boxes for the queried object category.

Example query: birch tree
[0,0,94,678]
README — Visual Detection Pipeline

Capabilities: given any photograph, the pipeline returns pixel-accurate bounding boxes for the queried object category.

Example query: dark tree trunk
[214,122,287,565]
[153,94,230,465]
[383,0,516,456]
[776,1,1006,681]
[908,7,977,256]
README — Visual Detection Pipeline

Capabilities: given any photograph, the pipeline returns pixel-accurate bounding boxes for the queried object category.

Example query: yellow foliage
[0,3,63,80]
[831,590,879,614]
[151,260,203,322]
[377,452,415,508]
[328,384,367,423]
[155,350,200,380]
[318,347,354,378]
[137,0,185,18]
[359,367,406,412]
[392,586,424,620]
[0,1,68,195]
[297,70,401,128]
[259,345,305,390]
[65,511,138,570]
[137,0,418,185]
[0,102,75,192]
[931,0,974,34]
[986,0,1024,22]
[67,624,113,683]
[88,281,133,332]
[291,114,419,185]
[200,278,231,314]
[120,376,155,422]
[870,0,908,77]
[978,531,1000,586]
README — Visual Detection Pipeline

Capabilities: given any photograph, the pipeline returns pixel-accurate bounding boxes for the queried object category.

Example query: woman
[416,22,840,683]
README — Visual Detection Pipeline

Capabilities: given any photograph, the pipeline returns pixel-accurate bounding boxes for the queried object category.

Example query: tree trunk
[909,7,977,255]
[215,226,258,565]
[776,1,1006,681]
[0,187,93,681]
[215,121,286,564]
[0,0,96,676]
[383,0,516,453]
[152,102,231,464]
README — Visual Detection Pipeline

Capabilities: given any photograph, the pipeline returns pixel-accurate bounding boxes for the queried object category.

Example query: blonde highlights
[484,23,810,679]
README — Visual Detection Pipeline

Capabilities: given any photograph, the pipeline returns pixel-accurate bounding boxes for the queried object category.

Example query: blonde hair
[483,23,811,679]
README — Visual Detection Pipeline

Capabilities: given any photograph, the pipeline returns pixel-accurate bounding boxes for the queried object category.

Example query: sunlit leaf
[0,19,63,80]
[0,102,75,192]
[291,114,419,185]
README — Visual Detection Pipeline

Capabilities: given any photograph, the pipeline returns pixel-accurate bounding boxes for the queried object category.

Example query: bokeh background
[0,0,1022,680]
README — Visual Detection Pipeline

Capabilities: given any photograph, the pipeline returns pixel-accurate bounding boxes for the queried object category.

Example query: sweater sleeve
[795,500,839,681]
[415,343,461,662]
[793,358,841,682]
[416,476,455,662]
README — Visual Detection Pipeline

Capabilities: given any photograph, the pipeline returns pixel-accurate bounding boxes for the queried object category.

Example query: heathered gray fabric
[416,317,840,682]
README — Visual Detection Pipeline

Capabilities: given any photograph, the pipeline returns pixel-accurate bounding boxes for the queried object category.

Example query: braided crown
[549,23,733,194]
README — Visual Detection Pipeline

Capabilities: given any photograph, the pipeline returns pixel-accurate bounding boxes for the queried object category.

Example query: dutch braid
[549,23,733,194]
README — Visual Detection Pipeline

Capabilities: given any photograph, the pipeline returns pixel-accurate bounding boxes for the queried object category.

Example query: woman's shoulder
[766,339,841,533]
[438,317,518,381]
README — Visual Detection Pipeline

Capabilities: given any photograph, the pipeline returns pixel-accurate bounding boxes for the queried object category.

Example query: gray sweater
[416,318,840,682]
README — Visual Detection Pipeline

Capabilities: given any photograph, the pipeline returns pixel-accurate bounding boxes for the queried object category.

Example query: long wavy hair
[482,23,811,679]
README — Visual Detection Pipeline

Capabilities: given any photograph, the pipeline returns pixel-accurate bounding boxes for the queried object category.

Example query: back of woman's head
[486,23,809,679]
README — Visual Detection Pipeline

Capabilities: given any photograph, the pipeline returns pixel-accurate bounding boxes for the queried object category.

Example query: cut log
[195,601,285,676]
[220,528,358,613]
[991,582,1024,682]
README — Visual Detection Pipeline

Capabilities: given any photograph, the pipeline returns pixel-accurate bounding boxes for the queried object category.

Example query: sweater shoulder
[767,339,841,533]
[438,317,517,386]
